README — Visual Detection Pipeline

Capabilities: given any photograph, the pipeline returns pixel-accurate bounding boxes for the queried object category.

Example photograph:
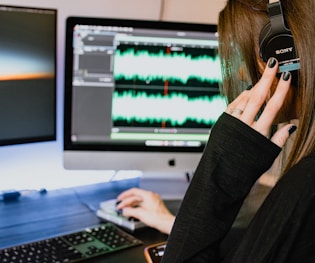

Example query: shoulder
[273,152,315,201]
[284,152,315,183]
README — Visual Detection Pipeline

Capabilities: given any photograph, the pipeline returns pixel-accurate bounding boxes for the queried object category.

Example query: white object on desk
[97,199,146,231]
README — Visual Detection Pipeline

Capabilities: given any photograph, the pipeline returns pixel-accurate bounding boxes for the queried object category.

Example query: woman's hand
[226,57,296,147]
[116,188,175,234]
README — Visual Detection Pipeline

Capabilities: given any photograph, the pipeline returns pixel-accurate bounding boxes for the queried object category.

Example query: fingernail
[246,84,253,90]
[282,71,291,81]
[268,57,277,68]
[288,125,297,135]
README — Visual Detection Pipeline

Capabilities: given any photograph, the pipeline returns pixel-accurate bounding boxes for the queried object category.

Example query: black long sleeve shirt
[161,113,315,263]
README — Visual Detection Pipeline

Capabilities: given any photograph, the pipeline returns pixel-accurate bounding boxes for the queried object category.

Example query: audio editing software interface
[70,23,226,149]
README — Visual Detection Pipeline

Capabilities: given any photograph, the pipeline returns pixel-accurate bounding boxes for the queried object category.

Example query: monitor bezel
[0,5,57,146]
[64,16,219,155]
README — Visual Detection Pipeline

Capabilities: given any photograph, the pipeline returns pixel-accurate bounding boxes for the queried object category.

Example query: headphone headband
[259,0,300,72]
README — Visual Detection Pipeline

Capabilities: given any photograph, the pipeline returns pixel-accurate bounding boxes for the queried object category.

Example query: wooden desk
[0,178,179,263]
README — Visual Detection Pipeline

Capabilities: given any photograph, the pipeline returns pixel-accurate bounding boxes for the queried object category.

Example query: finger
[117,187,146,201]
[117,187,151,200]
[122,207,144,221]
[270,124,297,147]
[254,72,291,135]
[226,89,250,115]
[116,195,142,209]
[240,57,278,124]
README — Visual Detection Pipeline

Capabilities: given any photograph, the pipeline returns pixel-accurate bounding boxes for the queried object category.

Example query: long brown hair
[218,0,315,173]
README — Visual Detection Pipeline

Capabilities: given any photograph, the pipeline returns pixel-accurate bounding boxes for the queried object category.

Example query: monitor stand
[139,172,191,200]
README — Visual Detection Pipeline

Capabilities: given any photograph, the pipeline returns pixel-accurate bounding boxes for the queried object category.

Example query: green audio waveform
[114,49,222,84]
[112,90,227,126]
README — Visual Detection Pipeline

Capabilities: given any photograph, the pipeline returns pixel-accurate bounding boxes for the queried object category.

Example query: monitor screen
[64,17,226,174]
[0,5,57,146]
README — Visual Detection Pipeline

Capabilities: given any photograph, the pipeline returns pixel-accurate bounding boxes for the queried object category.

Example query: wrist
[154,214,175,235]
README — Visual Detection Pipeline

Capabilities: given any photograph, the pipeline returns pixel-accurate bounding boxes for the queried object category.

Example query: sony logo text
[275,47,293,55]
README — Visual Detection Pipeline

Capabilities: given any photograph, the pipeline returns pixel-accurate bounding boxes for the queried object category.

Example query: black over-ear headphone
[259,0,300,72]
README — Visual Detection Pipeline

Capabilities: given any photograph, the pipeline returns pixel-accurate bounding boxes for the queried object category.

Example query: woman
[159,0,315,262]
[117,0,315,261]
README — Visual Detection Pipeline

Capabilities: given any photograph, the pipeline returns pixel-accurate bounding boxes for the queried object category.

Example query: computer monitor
[63,16,226,175]
[0,5,57,146]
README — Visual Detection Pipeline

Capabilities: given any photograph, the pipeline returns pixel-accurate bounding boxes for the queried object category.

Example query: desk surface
[0,178,181,263]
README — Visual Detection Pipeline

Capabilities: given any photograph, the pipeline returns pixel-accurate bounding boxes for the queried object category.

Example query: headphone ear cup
[260,31,296,66]
[258,2,299,72]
